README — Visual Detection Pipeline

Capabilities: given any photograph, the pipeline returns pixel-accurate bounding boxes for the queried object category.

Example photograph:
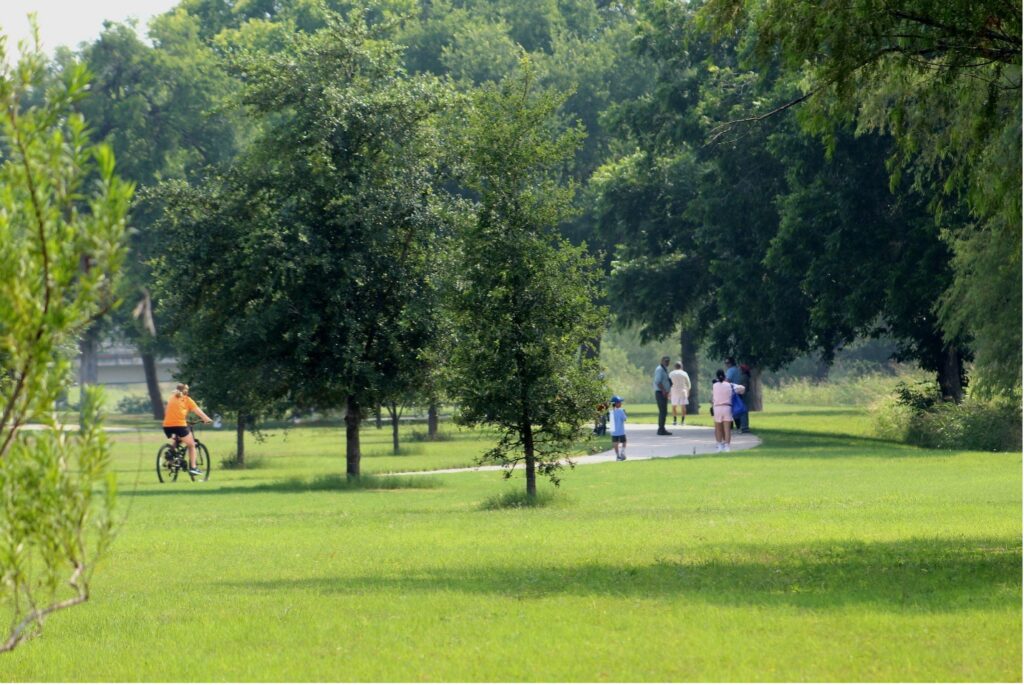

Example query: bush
[220,453,266,470]
[600,343,653,404]
[115,394,152,414]
[479,488,560,510]
[408,429,454,442]
[873,384,1022,451]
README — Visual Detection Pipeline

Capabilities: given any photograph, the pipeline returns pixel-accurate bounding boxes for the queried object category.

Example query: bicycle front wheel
[156,444,178,483]
[193,442,211,482]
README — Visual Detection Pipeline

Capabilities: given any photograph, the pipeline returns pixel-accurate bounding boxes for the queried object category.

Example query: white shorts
[713,404,733,423]
[670,391,688,406]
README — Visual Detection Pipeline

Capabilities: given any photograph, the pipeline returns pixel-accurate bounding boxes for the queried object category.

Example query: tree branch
[0,565,88,654]
[705,87,821,146]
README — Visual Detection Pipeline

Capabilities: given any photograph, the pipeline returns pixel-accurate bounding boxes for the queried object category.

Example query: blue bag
[731,385,747,416]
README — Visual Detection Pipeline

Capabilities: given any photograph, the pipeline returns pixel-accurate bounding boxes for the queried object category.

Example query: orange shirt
[163,395,200,427]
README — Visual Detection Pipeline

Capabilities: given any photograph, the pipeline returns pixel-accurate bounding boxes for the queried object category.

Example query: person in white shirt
[669,362,691,426]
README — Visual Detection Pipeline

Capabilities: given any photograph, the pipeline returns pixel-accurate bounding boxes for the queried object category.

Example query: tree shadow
[217,537,1021,613]
[127,473,441,496]
[745,428,940,458]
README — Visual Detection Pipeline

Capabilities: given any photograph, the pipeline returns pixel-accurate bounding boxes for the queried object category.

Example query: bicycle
[156,421,211,483]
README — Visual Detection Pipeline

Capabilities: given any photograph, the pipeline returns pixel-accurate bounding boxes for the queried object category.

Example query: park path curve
[393,422,760,475]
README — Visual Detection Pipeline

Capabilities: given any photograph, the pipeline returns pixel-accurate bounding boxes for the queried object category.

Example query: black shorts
[163,426,191,439]
[611,434,626,444]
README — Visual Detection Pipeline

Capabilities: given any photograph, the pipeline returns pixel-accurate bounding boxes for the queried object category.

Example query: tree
[594,0,974,402]
[0,31,130,651]
[71,14,241,419]
[446,61,607,498]
[153,12,446,478]
[700,0,1022,395]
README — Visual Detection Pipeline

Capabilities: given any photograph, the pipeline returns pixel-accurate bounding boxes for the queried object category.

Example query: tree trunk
[523,420,536,498]
[142,351,164,421]
[937,343,965,403]
[427,402,438,439]
[747,366,764,411]
[374,403,382,429]
[812,356,831,382]
[78,325,100,387]
[236,413,246,467]
[390,403,400,454]
[680,328,700,414]
[345,395,362,479]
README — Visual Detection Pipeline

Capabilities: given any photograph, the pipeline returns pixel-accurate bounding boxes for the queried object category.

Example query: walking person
[669,361,691,426]
[711,369,745,452]
[653,355,673,435]
[736,363,752,433]
[724,356,741,384]
[162,383,213,476]
[609,395,627,461]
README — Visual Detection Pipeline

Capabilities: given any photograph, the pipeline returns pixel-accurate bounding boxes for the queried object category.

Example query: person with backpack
[711,369,745,452]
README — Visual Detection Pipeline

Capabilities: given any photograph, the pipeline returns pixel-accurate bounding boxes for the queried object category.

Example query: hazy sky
[0,0,180,54]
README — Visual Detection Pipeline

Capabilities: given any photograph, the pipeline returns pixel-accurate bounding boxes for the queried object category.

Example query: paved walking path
[395,422,760,475]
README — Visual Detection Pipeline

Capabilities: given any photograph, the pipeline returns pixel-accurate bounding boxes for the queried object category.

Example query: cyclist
[162,383,212,477]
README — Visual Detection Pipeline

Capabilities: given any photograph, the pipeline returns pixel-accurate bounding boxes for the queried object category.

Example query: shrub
[479,489,559,510]
[219,453,266,470]
[409,429,454,442]
[115,394,153,414]
[873,385,1022,451]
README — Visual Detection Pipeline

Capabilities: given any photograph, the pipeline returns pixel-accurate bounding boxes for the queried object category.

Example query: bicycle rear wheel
[156,444,179,483]
[193,442,211,482]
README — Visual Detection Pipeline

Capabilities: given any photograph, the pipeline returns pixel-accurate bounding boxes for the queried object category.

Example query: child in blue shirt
[610,395,627,461]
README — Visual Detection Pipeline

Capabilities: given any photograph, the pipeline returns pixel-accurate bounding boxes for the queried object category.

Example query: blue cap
[610,395,623,404]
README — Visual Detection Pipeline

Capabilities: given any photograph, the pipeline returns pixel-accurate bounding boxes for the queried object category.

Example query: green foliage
[0,33,130,652]
[700,0,1022,395]
[446,60,607,495]
[152,11,448,476]
[408,429,455,442]
[599,343,650,404]
[219,452,266,470]
[479,487,558,510]
[763,372,929,407]
[874,384,1023,452]
[114,394,154,414]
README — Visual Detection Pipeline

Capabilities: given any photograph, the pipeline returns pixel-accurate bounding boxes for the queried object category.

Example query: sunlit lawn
[4,405,1019,681]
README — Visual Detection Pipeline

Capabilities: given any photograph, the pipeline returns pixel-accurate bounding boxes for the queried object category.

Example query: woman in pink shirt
[711,368,745,452]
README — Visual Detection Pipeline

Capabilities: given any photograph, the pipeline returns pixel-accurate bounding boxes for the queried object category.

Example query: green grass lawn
[4,405,1020,681]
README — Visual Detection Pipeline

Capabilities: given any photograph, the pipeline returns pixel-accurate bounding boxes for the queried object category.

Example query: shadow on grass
[218,537,1021,612]
[749,427,951,458]
[129,473,441,496]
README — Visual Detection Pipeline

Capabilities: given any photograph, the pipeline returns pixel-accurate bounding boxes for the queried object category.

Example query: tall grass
[761,370,930,406]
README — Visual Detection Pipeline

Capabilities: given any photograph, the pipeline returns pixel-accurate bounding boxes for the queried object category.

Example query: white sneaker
[715,443,723,452]
[723,444,731,452]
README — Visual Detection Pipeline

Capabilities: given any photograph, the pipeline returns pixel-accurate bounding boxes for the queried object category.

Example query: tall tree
[700,0,1022,395]
[595,0,972,400]
[71,14,241,418]
[0,32,130,651]
[153,11,446,478]
[446,61,607,498]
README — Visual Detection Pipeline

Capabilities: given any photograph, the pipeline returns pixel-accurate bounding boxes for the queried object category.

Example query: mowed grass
[3,406,1020,681]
